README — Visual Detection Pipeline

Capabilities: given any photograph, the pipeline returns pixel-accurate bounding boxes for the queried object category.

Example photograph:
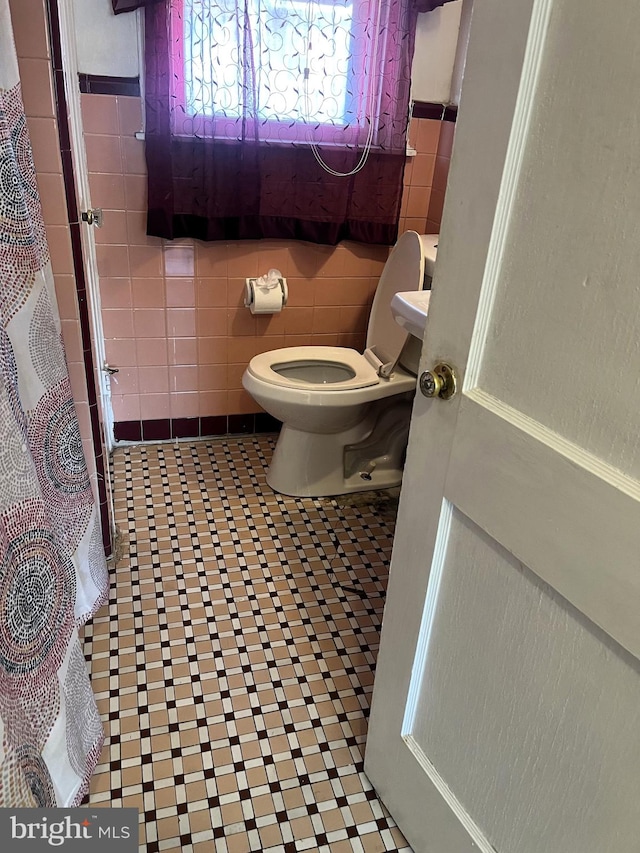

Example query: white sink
[391,290,431,339]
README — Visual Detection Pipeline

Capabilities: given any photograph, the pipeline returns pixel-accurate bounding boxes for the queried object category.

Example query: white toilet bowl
[242,231,438,497]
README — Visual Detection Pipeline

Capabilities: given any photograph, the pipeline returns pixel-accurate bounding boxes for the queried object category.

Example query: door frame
[47,0,117,551]
[56,0,115,451]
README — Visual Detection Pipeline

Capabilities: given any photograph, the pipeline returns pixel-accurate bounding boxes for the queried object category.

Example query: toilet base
[266,397,413,497]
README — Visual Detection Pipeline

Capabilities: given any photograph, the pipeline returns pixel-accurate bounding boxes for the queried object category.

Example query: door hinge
[81,208,104,227]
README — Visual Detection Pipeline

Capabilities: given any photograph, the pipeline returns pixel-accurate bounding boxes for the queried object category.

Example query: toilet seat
[247,347,380,391]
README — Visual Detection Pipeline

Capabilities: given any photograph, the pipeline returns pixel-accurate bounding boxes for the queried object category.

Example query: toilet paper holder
[244,271,288,313]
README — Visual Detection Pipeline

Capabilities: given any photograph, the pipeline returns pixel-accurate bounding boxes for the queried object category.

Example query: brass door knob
[419,363,457,400]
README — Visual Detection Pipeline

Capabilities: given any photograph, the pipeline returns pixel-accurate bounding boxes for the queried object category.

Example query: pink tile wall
[9,0,99,487]
[427,119,455,233]
[400,116,442,235]
[82,93,444,423]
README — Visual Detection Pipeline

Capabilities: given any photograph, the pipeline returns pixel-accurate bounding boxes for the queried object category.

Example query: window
[174,0,387,146]
[138,0,430,245]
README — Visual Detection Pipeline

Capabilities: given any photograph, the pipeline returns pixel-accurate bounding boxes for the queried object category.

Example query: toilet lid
[366,230,432,366]
[247,347,380,390]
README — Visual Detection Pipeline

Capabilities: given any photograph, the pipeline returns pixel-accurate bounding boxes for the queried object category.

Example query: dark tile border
[200,415,227,436]
[113,421,142,443]
[78,74,141,97]
[443,105,458,123]
[171,417,200,439]
[254,412,281,433]
[45,0,113,557]
[142,419,171,442]
[114,414,282,443]
[411,101,444,121]
[412,101,458,123]
[227,414,255,435]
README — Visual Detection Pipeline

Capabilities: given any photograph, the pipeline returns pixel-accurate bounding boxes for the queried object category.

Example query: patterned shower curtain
[0,1,109,807]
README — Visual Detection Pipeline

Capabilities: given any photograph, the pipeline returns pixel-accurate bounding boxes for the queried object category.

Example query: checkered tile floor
[82,436,411,852]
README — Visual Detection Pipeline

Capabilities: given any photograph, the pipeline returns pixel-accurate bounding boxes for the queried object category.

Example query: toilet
[242,231,438,497]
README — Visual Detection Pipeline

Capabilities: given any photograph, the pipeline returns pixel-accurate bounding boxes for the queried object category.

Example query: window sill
[135,129,418,157]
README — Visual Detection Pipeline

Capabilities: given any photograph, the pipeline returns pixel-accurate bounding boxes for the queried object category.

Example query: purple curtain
[124,0,457,245]
[414,0,454,10]
[112,0,163,12]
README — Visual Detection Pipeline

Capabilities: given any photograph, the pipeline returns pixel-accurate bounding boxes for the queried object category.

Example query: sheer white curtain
[0,0,108,807]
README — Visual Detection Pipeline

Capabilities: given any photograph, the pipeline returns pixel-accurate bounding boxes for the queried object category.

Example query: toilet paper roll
[245,277,286,314]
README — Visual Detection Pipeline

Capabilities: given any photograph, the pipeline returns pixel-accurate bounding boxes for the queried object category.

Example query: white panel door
[365,1,640,851]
